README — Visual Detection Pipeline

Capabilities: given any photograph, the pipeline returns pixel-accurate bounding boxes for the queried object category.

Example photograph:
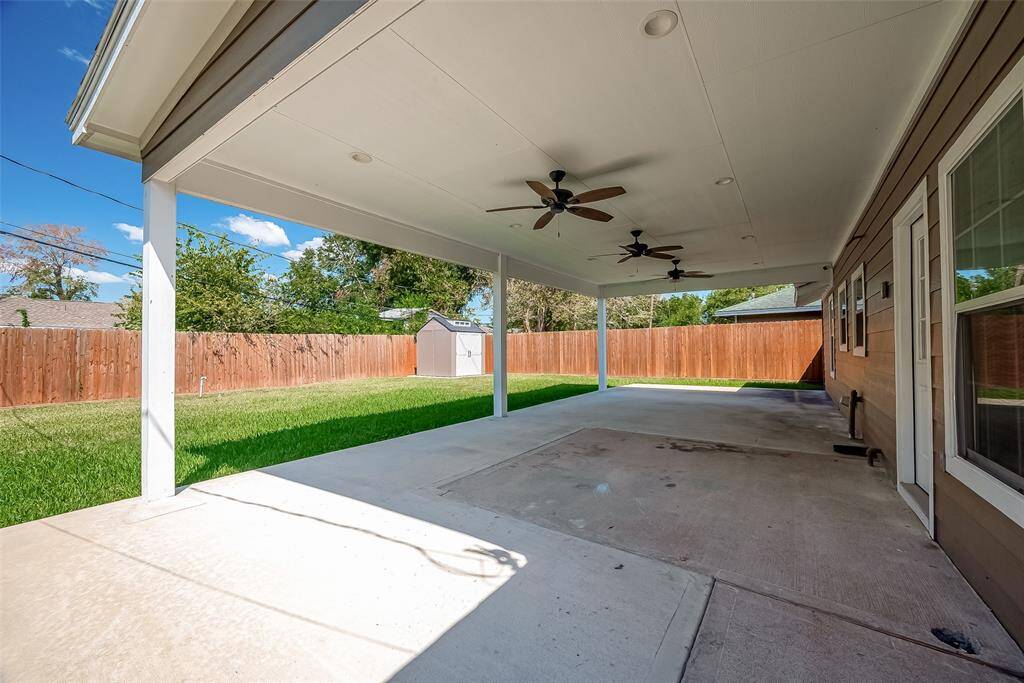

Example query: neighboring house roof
[713,285,822,318]
[379,307,425,321]
[0,296,120,329]
[420,310,486,334]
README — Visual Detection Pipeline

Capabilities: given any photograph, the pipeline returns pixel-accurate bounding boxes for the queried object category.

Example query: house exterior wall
[825,0,1024,646]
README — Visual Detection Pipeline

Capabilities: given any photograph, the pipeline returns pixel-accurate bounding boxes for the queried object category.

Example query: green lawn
[0,374,819,526]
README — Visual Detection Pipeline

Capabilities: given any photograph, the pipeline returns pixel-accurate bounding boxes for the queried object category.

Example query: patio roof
[68,0,970,297]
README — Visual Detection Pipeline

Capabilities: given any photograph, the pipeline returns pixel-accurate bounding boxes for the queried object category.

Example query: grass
[0,374,820,526]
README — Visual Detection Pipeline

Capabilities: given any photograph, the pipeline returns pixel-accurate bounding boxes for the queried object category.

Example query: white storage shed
[416,312,486,377]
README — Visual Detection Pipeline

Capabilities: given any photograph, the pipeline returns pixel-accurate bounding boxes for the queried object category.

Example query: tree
[275,234,487,334]
[0,224,107,300]
[654,294,703,327]
[118,227,273,332]
[703,285,786,323]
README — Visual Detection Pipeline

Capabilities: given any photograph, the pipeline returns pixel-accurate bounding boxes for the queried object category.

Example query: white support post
[141,180,177,500]
[493,254,508,417]
[597,296,608,390]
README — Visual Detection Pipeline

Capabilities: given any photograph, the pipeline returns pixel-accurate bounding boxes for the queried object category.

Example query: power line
[0,227,139,269]
[4,222,141,262]
[1,154,143,212]
[2,155,485,303]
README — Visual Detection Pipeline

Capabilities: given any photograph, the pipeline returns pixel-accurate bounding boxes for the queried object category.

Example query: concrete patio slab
[443,426,1024,673]
[684,582,1018,682]
[2,386,1020,680]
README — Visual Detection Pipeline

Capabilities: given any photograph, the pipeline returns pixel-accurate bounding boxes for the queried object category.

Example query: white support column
[597,296,608,391]
[141,180,176,500]
[493,254,508,417]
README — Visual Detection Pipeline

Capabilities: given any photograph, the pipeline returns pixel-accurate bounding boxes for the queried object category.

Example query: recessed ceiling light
[640,10,678,38]
[715,176,735,185]
[510,223,522,229]
[350,152,372,164]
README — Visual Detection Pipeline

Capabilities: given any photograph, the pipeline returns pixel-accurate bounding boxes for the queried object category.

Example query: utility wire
[0,227,139,269]
[3,221,141,262]
[1,155,482,304]
[1,154,143,212]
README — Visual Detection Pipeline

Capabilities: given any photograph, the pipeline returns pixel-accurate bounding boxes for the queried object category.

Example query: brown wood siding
[825,0,1024,646]
[141,0,365,180]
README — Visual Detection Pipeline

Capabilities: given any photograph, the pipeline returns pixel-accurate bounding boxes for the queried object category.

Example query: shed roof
[0,296,121,329]
[713,285,822,318]
[421,311,486,334]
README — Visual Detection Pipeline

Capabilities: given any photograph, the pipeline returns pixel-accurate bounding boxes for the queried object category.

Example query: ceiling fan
[486,170,625,230]
[589,229,682,263]
[663,259,713,281]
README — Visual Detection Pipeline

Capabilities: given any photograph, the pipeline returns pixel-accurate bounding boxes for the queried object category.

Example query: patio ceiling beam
[599,262,833,299]
[175,160,602,296]
[141,179,177,500]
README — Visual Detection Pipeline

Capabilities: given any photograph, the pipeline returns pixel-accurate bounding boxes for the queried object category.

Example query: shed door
[455,333,483,375]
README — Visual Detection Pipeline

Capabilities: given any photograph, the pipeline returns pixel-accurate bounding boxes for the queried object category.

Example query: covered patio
[5,385,1021,680]
[11,0,1020,678]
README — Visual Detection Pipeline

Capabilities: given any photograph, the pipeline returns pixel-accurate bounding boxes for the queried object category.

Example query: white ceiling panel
[193,0,961,292]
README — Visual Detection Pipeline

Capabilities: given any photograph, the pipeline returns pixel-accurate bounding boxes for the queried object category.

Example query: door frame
[892,178,934,536]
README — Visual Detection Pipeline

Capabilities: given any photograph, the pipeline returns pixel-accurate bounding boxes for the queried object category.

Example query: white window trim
[937,55,1024,530]
[837,281,848,352]
[850,264,867,357]
[827,293,836,379]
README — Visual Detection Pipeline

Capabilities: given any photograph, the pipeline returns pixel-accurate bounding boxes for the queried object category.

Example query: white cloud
[58,47,91,65]
[68,267,127,284]
[114,222,143,242]
[220,214,290,247]
[0,256,27,275]
[282,236,324,261]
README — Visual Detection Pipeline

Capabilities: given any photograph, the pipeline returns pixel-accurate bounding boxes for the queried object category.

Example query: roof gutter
[65,0,145,158]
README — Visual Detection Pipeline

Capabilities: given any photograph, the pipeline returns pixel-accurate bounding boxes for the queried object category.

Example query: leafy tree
[654,294,704,327]
[0,224,107,300]
[703,285,786,323]
[118,227,273,332]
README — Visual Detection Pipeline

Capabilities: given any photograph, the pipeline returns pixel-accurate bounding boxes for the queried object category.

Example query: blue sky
[0,0,356,307]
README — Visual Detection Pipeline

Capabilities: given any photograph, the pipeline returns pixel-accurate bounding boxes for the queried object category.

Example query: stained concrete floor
[2,384,1022,681]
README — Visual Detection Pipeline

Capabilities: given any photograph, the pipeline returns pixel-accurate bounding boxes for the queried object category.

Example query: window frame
[850,263,867,357]
[827,293,836,378]
[837,281,848,352]
[937,55,1024,529]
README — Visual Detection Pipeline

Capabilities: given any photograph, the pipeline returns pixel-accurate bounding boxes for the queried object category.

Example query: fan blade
[617,255,634,264]
[647,252,675,260]
[533,212,554,230]
[589,252,629,257]
[683,272,713,278]
[526,180,556,201]
[486,205,544,212]
[646,245,683,252]
[568,186,626,204]
[567,206,613,222]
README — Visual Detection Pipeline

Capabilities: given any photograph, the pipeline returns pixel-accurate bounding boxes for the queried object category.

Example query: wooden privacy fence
[0,328,416,407]
[484,320,823,383]
[1,320,821,407]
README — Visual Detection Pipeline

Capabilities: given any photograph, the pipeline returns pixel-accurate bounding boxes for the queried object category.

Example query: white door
[910,216,932,492]
[455,333,483,376]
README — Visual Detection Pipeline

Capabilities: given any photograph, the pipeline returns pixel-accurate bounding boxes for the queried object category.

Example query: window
[851,264,867,356]
[939,57,1024,527]
[827,294,836,378]
[837,281,848,351]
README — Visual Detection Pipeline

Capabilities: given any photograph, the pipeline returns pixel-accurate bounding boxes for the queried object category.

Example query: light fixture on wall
[715,177,735,185]
[640,10,678,38]
[350,152,372,164]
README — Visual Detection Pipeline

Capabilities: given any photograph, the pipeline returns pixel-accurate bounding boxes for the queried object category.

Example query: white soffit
[79,0,238,153]
[195,0,960,291]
